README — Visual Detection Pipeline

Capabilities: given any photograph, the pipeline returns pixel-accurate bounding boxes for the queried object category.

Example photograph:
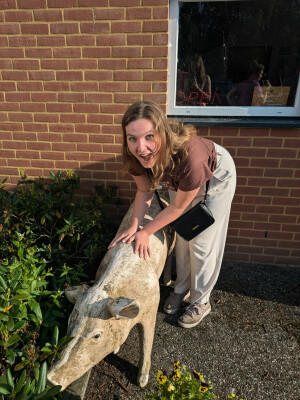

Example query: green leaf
[52,326,59,346]
[14,370,26,394]
[0,276,7,291]
[0,385,11,395]
[6,334,21,348]
[6,368,14,389]
[36,361,47,394]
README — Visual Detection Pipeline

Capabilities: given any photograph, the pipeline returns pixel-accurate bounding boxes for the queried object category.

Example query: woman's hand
[133,230,151,260]
[108,226,138,249]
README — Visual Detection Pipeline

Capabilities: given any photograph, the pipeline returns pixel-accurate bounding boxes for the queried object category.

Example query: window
[168,0,300,117]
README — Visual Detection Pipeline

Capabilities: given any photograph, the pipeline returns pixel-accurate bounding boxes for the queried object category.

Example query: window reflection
[176,0,300,107]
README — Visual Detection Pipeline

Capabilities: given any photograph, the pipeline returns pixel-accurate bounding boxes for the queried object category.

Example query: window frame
[167,0,300,118]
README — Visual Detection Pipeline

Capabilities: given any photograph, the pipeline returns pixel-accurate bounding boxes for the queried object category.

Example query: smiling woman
[108,100,236,330]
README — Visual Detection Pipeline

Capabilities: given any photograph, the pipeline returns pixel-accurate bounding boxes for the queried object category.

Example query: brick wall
[0,1,299,266]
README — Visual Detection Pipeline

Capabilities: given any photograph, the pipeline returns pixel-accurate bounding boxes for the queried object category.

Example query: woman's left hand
[133,230,151,260]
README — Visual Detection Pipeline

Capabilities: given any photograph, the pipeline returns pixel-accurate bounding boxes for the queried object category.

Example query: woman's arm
[108,173,152,249]
[130,187,200,259]
[227,88,238,105]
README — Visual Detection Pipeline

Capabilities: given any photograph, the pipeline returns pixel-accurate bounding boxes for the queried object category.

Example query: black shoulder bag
[154,180,215,241]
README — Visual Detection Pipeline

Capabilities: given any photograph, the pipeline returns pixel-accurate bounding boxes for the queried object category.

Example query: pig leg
[136,308,157,387]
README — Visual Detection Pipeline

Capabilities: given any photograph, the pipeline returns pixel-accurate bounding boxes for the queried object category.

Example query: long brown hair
[122,101,196,191]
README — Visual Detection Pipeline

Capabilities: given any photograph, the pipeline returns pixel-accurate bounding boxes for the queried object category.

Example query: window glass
[172,0,300,115]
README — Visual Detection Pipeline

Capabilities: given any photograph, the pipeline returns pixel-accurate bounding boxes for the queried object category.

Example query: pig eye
[94,334,100,339]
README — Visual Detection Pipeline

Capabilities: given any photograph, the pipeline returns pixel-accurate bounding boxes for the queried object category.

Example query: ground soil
[82,261,299,400]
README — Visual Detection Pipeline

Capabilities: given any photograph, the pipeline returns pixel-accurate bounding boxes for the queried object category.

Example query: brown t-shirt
[131,136,216,192]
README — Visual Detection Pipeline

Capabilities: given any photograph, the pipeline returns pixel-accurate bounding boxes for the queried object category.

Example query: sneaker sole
[163,291,190,315]
[177,305,211,328]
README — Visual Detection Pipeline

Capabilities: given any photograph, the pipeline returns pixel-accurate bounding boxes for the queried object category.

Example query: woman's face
[125,118,161,168]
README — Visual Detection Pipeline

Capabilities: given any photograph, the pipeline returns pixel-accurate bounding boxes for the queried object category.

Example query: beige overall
[169,143,236,304]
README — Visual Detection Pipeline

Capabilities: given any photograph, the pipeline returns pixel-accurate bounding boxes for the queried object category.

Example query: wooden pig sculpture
[47,197,173,391]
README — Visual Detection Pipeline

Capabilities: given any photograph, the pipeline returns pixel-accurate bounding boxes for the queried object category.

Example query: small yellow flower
[3,305,12,313]
[173,361,181,371]
[172,372,181,382]
[193,370,203,380]
[157,370,167,384]
[168,384,175,391]
[199,386,208,393]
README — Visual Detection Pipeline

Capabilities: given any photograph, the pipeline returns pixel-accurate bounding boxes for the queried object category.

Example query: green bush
[0,171,118,398]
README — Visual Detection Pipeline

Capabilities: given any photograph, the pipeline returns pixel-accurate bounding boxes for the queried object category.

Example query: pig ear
[108,297,140,320]
[65,284,90,304]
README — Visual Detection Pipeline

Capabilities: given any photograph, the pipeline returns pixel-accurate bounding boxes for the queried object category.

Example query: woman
[184,55,211,106]
[109,101,236,329]
[227,60,271,106]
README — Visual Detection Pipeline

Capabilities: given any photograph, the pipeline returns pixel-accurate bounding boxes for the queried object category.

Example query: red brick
[143,20,168,32]
[27,142,51,151]
[21,23,48,34]
[13,60,39,70]
[16,150,40,159]
[101,104,127,114]
[70,82,98,92]
[270,128,299,137]
[128,58,152,69]
[0,149,15,158]
[0,0,16,9]
[95,8,125,19]
[112,46,141,58]
[143,70,167,81]
[153,6,168,19]
[75,124,100,134]
[65,152,90,161]
[115,71,142,81]
[8,159,30,167]
[8,112,33,122]
[37,36,65,46]
[52,142,76,151]
[5,10,32,21]
[31,93,57,102]
[0,81,16,91]
[85,93,112,103]
[34,113,59,123]
[111,21,141,33]
[18,0,46,8]
[56,71,83,81]
[48,0,76,7]
[58,92,84,103]
[48,124,73,133]
[29,71,55,80]
[99,82,126,92]
[31,160,55,168]
[256,205,284,214]
[142,0,168,4]
[37,132,62,142]
[84,71,113,82]
[64,9,93,21]
[267,148,297,158]
[153,58,168,69]
[277,178,300,188]
[0,131,11,140]
[0,60,12,69]
[78,0,107,5]
[269,214,295,224]
[0,48,23,58]
[24,122,47,132]
[47,103,72,113]
[114,93,141,103]
[126,7,151,19]
[260,187,289,196]
[25,48,52,58]
[90,152,114,161]
[34,9,62,21]
[143,46,168,57]
[153,33,168,45]
[89,134,114,144]
[0,24,20,34]
[82,47,110,58]
[110,0,139,5]
[87,114,113,124]
[143,93,166,103]
[240,127,269,137]
[41,151,64,160]
[127,34,152,45]
[3,140,26,149]
[73,104,99,113]
[128,82,151,92]
[60,114,85,124]
[152,82,167,92]
[280,159,299,169]
[53,48,81,58]
[80,22,109,34]
[55,160,79,169]
[102,144,123,153]
[19,101,44,112]
[284,138,300,148]
[250,158,279,168]
[41,59,67,70]
[93,171,116,180]
[63,133,88,142]
[50,23,79,34]
[264,168,293,178]
[237,148,266,157]
[0,167,18,175]
[67,35,95,46]
[98,59,126,69]
[44,82,70,91]
[9,36,36,46]
[5,92,30,102]
[96,34,126,46]
[77,143,102,152]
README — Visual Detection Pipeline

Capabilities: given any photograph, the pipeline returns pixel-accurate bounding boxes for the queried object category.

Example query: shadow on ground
[79,261,299,400]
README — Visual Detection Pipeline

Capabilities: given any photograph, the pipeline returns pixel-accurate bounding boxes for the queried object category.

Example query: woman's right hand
[108,226,138,249]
